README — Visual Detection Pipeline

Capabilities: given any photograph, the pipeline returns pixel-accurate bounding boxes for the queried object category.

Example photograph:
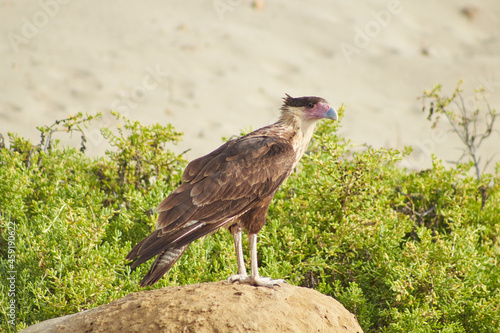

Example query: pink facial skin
[306,102,338,120]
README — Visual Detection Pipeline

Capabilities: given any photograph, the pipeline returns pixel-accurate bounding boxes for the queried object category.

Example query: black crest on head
[282,94,326,111]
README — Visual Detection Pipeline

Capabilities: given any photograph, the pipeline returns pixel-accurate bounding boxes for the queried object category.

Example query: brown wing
[126,133,296,272]
[156,134,296,230]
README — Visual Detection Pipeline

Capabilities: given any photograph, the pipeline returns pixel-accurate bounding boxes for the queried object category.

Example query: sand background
[1,0,499,171]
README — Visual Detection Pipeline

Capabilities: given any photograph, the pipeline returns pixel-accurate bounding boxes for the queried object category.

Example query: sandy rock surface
[20,281,363,333]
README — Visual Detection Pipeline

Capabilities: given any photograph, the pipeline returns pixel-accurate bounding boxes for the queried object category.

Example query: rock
[21,281,364,333]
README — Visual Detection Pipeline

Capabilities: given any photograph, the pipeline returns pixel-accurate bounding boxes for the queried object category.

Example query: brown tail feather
[126,221,205,269]
[139,245,188,286]
[128,219,233,286]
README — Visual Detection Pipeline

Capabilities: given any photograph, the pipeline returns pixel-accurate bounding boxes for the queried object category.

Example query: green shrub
[0,106,499,332]
[266,120,500,332]
[0,113,185,332]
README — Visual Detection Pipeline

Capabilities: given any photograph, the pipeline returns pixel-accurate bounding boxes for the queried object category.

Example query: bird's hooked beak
[325,107,338,121]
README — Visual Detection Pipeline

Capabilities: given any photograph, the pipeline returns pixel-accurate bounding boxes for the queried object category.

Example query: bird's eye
[307,103,314,109]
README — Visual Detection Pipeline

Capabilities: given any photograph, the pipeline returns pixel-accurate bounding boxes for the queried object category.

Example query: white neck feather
[277,107,319,166]
[291,117,318,166]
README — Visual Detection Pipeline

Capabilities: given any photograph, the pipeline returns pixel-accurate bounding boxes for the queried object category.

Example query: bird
[126,94,338,288]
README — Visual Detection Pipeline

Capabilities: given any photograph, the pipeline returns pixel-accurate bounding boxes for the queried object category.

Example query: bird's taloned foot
[249,276,287,288]
[226,274,250,284]
[227,274,287,288]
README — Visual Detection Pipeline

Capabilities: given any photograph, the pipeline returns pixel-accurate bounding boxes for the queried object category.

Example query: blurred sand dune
[1,0,499,171]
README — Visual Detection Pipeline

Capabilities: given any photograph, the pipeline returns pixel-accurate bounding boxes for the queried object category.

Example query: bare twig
[37,112,101,153]
[420,81,498,181]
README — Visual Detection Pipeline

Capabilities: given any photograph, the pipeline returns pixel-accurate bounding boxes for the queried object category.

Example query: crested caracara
[126,94,338,287]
